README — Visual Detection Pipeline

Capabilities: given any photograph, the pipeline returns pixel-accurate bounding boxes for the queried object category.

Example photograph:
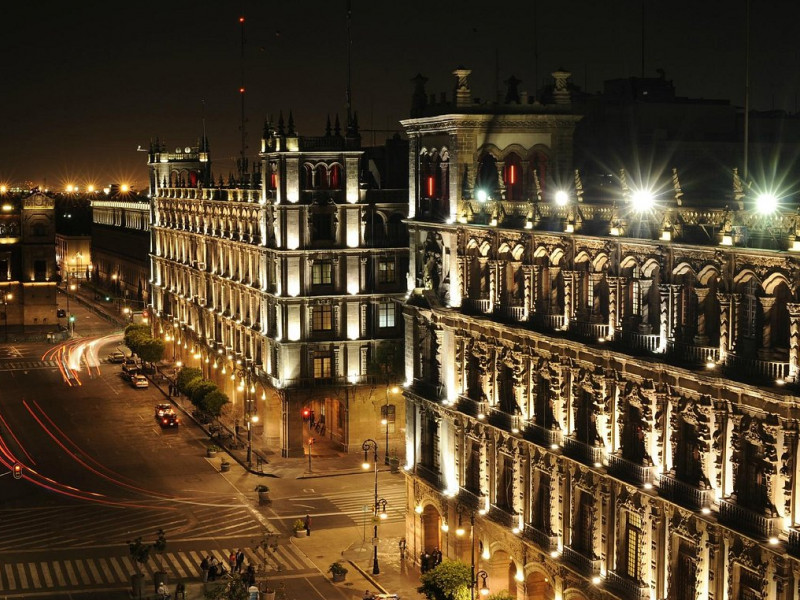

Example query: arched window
[330,164,341,189]
[476,154,499,198]
[504,153,523,201]
[302,165,313,190]
[315,164,328,189]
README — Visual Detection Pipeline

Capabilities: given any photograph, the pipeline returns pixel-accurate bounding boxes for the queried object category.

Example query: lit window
[378,302,395,328]
[312,261,333,285]
[624,512,643,580]
[312,304,333,331]
[378,259,396,284]
[313,352,332,379]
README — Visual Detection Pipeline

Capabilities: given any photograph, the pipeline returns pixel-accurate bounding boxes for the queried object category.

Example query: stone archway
[526,570,555,600]
[421,505,442,553]
[486,549,516,598]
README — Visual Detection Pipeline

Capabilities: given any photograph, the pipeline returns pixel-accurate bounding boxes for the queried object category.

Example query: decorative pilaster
[788,303,800,381]
[563,271,574,323]
[758,297,776,358]
[522,266,533,320]
[718,293,732,361]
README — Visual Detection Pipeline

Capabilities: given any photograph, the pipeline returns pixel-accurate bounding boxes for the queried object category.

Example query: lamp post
[362,438,380,575]
[456,506,477,600]
[474,569,489,597]
[2,292,12,342]
[383,386,399,465]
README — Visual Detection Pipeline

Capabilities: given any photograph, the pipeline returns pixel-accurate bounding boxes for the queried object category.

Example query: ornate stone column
[522,266,533,320]
[532,265,542,313]
[496,161,506,199]
[488,262,496,313]
[693,287,710,345]
[718,293,732,360]
[788,303,800,381]
[659,284,671,349]
[563,271,574,323]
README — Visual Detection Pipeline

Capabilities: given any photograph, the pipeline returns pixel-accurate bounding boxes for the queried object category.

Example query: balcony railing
[523,524,559,553]
[562,546,601,576]
[718,499,783,538]
[457,395,483,418]
[487,505,515,528]
[620,330,662,353]
[569,319,610,342]
[658,474,715,510]
[724,354,789,381]
[500,304,527,322]
[463,298,492,315]
[607,454,657,485]
[412,379,443,402]
[564,437,605,466]
[606,571,650,600]
[524,422,563,448]
[788,528,800,558]
[667,340,720,365]
[488,409,516,431]
[533,313,567,332]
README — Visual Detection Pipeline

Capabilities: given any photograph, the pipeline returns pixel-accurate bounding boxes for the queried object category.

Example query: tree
[486,592,515,600]
[191,380,218,407]
[418,561,473,600]
[137,338,165,365]
[202,390,229,418]
[203,571,249,600]
[127,537,151,578]
[177,367,203,395]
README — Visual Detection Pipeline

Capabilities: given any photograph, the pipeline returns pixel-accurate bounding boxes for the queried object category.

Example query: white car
[131,374,149,389]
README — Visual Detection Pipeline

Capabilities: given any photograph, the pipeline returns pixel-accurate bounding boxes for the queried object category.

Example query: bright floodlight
[631,189,654,212]
[555,190,569,206]
[756,193,778,214]
[476,189,488,203]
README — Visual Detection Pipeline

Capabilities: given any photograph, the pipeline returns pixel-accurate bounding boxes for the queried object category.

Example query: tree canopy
[418,561,473,600]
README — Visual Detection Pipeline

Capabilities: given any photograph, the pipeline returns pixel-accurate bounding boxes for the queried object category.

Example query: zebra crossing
[324,485,407,524]
[0,543,316,593]
[0,360,58,371]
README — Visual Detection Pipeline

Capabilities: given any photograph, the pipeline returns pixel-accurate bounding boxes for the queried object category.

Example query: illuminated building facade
[91,193,151,307]
[0,192,57,336]
[149,123,408,457]
[403,68,800,600]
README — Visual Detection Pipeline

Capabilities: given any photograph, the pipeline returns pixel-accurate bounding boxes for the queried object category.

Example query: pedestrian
[229,551,237,572]
[200,556,210,582]
[246,564,256,587]
[305,513,311,536]
[208,556,218,581]
[235,422,240,437]
[434,547,442,566]
[236,548,245,573]
[399,538,407,560]
[248,583,260,600]
[157,581,168,599]
[309,411,315,428]
[421,551,429,573]
[363,590,374,600]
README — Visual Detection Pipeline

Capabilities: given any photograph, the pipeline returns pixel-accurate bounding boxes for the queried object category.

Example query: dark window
[674,540,698,600]
[535,473,551,531]
[34,260,47,281]
[496,454,514,510]
[378,302,395,328]
[574,491,593,555]
[0,260,7,280]
[535,375,555,428]
[575,389,600,445]
[312,305,333,331]
[378,259,396,284]
[381,404,396,434]
[311,213,333,241]
[312,261,333,285]
[739,569,761,600]
[466,440,481,493]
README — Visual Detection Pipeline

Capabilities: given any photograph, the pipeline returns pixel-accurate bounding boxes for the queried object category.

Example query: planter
[207,449,218,458]
[220,461,231,472]
[153,571,167,593]
[258,491,271,505]
[294,528,305,538]
[130,573,145,599]
[389,457,400,473]
[332,572,346,582]
[264,590,276,600]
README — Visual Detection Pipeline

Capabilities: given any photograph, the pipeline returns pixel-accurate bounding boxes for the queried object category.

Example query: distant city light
[65,184,74,193]
[0,185,6,194]
[120,184,130,193]
[555,190,569,206]
[87,185,95,193]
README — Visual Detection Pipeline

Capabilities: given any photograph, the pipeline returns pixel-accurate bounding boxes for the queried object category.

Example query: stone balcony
[463,298,491,315]
[607,454,657,486]
[658,474,715,510]
[619,330,662,353]
[523,524,559,553]
[563,436,605,466]
[562,546,602,577]
[569,319,610,343]
[499,304,526,322]
[416,464,442,488]
[524,422,563,448]
[606,571,651,600]
[718,499,783,539]
[723,353,790,382]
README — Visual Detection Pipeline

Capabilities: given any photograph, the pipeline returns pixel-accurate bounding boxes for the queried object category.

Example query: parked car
[106,351,126,363]
[131,374,149,388]
[155,403,174,418]
[158,412,179,428]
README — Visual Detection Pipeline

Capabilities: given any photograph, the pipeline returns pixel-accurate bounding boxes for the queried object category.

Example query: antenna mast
[743,0,751,181]
[346,0,352,126]
[238,13,248,182]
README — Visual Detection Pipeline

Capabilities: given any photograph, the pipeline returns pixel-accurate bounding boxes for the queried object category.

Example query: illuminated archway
[421,505,442,553]
[526,570,555,600]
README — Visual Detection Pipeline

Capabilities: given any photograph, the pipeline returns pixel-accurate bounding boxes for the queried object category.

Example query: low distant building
[55,234,92,283]
[0,191,58,338]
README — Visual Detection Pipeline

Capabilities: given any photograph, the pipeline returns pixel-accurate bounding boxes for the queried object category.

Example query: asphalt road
[0,318,406,599]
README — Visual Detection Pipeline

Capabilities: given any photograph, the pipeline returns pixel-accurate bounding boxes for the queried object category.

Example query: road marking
[40,562,53,587]
[52,561,66,586]
[4,562,16,590]
[15,563,28,588]
[26,562,38,588]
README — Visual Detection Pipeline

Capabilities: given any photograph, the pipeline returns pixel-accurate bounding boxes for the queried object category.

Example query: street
[0,309,408,599]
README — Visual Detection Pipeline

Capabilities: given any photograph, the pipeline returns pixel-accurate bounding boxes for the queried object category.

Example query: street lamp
[383,386,399,465]
[2,292,12,342]
[474,570,489,597]
[456,506,477,600]
[362,438,380,575]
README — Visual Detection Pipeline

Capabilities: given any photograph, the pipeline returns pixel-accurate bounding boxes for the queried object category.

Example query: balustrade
[463,298,491,314]
[620,330,661,353]
[569,319,610,341]
[607,454,657,485]
[606,571,650,600]
[564,436,605,466]
[718,499,783,538]
[562,546,601,576]
[523,524,559,553]
[724,354,789,381]
[524,422,563,448]
[658,474,715,510]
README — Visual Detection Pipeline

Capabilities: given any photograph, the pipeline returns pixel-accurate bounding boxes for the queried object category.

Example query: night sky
[1,1,798,189]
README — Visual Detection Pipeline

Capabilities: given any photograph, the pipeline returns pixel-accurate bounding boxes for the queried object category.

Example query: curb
[347,560,388,594]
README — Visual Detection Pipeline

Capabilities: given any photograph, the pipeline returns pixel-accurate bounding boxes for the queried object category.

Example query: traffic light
[301,408,310,420]
[12,464,22,479]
